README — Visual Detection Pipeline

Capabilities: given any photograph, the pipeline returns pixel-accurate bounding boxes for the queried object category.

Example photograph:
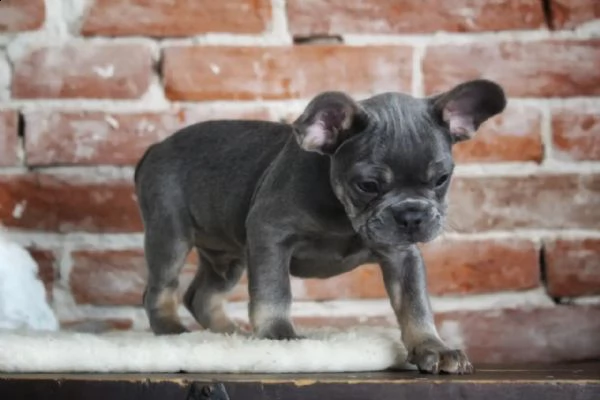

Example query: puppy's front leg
[247,239,300,340]
[380,246,473,374]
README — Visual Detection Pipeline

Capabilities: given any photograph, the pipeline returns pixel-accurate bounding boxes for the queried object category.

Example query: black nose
[394,209,426,231]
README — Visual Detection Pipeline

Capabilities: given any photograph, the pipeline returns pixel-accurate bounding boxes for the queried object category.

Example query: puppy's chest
[290,235,373,278]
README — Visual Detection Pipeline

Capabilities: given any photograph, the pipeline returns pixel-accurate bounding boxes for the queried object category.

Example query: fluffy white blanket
[0,327,409,373]
[0,232,58,331]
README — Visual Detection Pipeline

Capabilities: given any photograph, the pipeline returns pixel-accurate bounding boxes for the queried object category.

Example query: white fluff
[0,327,410,373]
[0,232,58,331]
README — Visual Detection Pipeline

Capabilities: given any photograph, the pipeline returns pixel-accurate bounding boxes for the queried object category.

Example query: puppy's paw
[152,320,189,336]
[257,319,304,341]
[409,343,473,375]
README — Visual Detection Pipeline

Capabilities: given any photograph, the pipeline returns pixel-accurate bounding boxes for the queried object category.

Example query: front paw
[256,319,304,340]
[409,342,473,375]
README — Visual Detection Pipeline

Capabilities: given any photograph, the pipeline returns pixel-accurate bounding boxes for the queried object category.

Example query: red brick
[545,239,600,297]
[12,44,153,99]
[70,249,198,305]
[423,40,600,98]
[288,0,545,36]
[423,239,540,295]
[82,0,271,37]
[163,45,413,101]
[278,103,543,164]
[0,173,142,233]
[300,265,384,300]
[0,0,45,32]
[70,250,147,305]
[62,239,552,304]
[436,305,600,363]
[202,239,539,302]
[24,106,271,166]
[27,248,56,301]
[61,318,133,333]
[447,174,600,232]
[240,239,538,300]
[0,110,19,167]
[293,316,396,329]
[551,103,600,161]
[452,104,543,163]
[551,0,600,30]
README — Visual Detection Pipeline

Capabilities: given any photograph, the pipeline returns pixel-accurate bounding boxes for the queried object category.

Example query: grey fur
[134,79,506,374]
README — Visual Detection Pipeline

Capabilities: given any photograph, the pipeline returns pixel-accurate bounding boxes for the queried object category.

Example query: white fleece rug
[0,327,410,373]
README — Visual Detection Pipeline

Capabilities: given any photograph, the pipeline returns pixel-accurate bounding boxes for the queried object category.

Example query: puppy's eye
[435,174,450,187]
[356,180,379,194]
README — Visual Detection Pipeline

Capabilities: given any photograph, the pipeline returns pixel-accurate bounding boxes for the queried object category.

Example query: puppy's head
[292,80,506,248]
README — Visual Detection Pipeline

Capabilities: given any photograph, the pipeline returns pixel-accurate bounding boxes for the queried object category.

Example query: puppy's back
[135,119,292,246]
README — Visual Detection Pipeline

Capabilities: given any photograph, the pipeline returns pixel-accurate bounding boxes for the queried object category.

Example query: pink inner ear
[443,109,475,140]
[302,120,329,151]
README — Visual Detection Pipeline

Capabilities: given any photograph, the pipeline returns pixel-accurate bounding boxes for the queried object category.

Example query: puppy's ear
[430,79,506,142]
[292,91,368,154]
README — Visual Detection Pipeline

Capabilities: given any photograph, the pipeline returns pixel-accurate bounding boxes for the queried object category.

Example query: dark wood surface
[1,363,599,400]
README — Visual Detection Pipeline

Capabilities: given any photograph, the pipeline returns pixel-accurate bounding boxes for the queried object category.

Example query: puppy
[134,79,506,374]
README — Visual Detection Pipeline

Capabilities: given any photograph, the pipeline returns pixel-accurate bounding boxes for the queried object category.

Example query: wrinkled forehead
[359,93,453,173]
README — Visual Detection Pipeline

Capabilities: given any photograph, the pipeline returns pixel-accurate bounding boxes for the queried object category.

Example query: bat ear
[292,91,368,154]
[430,79,507,142]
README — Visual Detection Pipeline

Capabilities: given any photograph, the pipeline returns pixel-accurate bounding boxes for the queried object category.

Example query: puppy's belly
[289,249,373,279]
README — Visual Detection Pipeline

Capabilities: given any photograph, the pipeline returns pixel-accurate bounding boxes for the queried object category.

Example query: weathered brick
[0,174,141,233]
[61,318,133,333]
[12,44,153,99]
[551,0,600,30]
[24,106,271,166]
[0,110,19,167]
[545,238,600,297]
[423,40,600,98]
[0,0,45,32]
[82,0,271,36]
[423,239,540,295]
[261,239,538,300]
[279,103,542,164]
[288,0,545,36]
[299,264,384,300]
[163,45,413,101]
[72,237,541,306]
[453,104,542,163]
[70,249,197,305]
[293,316,396,329]
[551,103,600,161]
[436,305,600,363]
[447,174,600,232]
[70,250,147,305]
[27,248,56,301]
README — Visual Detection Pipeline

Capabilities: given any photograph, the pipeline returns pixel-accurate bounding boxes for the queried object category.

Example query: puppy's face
[330,93,454,247]
[292,80,506,248]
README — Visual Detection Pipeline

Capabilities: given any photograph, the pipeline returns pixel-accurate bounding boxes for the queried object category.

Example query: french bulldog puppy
[134,79,506,374]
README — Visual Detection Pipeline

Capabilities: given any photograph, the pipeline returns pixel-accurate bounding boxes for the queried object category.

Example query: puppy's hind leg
[183,251,245,334]
[143,220,192,335]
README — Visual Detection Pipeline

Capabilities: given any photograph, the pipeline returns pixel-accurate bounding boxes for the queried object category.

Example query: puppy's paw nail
[413,346,473,375]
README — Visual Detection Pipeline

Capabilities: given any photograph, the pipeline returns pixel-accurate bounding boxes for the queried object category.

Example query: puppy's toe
[411,344,474,375]
[438,349,472,374]
[411,349,440,374]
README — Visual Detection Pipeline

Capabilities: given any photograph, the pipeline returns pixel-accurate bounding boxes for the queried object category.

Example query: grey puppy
[134,79,506,374]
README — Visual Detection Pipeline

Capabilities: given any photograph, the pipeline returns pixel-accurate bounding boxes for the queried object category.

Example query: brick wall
[0,0,599,364]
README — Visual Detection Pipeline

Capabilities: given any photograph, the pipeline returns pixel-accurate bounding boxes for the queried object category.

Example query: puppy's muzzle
[392,200,436,235]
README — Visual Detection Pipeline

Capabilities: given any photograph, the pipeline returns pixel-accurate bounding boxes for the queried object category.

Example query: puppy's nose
[394,208,427,231]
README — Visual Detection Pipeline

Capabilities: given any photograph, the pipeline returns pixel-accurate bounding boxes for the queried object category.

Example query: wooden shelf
[1,363,599,400]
